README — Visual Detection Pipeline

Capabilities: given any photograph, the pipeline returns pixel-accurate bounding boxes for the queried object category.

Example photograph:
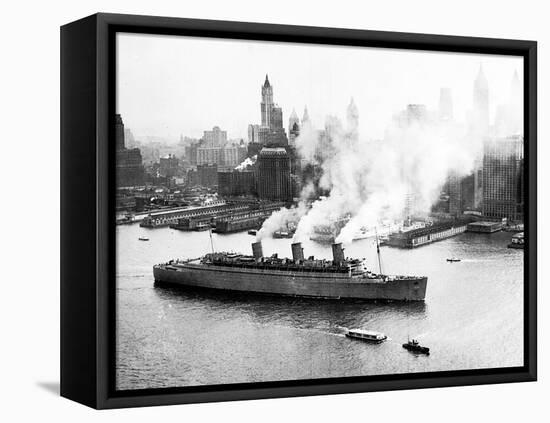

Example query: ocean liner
[153,241,427,301]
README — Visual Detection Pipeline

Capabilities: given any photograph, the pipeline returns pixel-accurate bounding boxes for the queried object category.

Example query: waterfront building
[197,163,218,187]
[447,171,478,217]
[218,170,256,197]
[257,147,292,202]
[448,172,463,217]
[387,220,469,248]
[482,135,524,222]
[115,114,144,187]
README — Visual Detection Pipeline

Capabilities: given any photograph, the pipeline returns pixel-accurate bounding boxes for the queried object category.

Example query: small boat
[446,258,461,262]
[402,339,430,355]
[194,223,211,231]
[138,236,149,241]
[507,232,524,249]
[248,229,257,236]
[273,230,294,239]
[345,328,387,343]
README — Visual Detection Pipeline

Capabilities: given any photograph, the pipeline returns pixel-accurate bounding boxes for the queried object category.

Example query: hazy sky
[117,32,523,141]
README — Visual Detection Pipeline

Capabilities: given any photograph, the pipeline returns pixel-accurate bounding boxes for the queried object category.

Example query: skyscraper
[115,114,126,151]
[494,70,523,137]
[257,147,292,202]
[115,114,144,187]
[482,135,524,221]
[253,74,287,146]
[302,106,310,125]
[270,106,284,131]
[289,122,300,146]
[261,74,274,127]
[473,65,489,132]
[288,108,299,134]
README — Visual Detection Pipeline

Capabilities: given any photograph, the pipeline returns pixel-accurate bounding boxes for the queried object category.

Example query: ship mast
[208,222,215,254]
[375,227,383,274]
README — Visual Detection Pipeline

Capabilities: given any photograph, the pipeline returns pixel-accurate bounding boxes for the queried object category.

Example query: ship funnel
[291,242,304,261]
[332,243,345,264]
[252,241,263,260]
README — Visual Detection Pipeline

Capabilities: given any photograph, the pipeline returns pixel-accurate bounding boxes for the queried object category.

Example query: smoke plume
[257,98,489,245]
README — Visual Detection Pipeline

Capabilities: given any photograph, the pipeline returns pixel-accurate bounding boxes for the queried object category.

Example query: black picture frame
[60,12,537,409]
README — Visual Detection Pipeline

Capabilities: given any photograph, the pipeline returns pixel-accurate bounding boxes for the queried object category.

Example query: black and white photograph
[114,32,525,391]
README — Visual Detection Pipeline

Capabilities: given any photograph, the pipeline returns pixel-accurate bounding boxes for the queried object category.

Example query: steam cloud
[258,99,485,245]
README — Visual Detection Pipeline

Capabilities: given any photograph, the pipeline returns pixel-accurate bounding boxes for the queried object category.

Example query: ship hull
[153,263,427,301]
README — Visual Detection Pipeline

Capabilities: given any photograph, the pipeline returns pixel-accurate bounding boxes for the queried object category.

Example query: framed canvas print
[60,13,537,409]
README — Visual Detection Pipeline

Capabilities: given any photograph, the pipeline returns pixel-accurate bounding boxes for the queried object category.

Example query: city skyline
[117,33,523,142]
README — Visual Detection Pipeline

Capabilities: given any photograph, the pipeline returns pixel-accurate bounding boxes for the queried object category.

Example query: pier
[387,221,469,248]
[140,200,286,229]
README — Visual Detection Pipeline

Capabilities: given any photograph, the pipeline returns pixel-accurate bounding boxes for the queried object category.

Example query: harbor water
[116,225,524,390]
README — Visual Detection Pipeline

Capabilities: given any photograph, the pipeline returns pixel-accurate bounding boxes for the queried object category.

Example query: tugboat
[402,339,430,355]
[138,236,149,241]
[507,232,524,249]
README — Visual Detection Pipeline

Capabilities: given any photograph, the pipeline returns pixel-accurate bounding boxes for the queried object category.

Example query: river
[115,224,523,390]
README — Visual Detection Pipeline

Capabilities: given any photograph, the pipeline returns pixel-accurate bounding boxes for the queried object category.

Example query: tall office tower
[261,74,274,127]
[438,87,454,121]
[115,113,125,150]
[267,106,287,145]
[302,106,310,125]
[270,106,284,130]
[289,121,300,146]
[473,64,489,133]
[482,135,524,222]
[257,147,292,202]
[288,108,299,134]
[115,114,144,187]
[448,171,463,217]
[248,124,260,143]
